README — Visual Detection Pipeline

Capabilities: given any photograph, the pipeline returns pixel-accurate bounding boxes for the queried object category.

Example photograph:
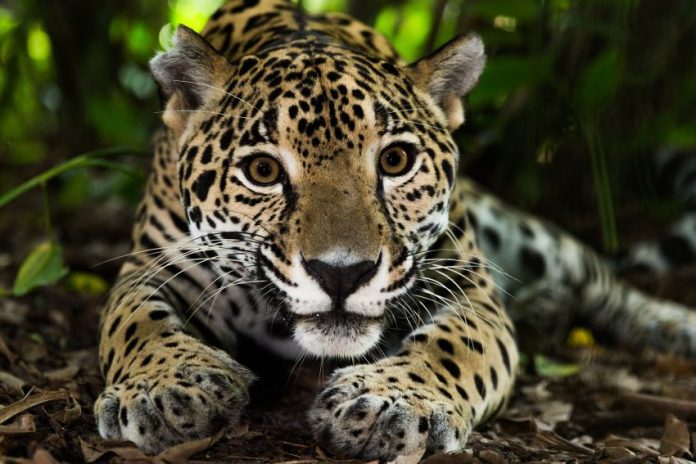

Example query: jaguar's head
[151,25,484,358]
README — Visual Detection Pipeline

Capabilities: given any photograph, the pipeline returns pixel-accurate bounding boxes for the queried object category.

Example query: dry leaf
[0,370,28,392]
[0,390,78,424]
[154,429,224,463]
[604,435,660,456]
[31,449,59,464]
[520,381,551,401]
[0,414,36,434]
[658,457,694,464]
[48,396,81,424]
[422,450,475,464]
[532,430,593,454]
[660,414,691,457]
[43,364,80,382]
[80,439,150,463]
[315,446,329,460]
[0,335,17,364]
[478,449,507,464]
[538,400,573,428]
[226,422,249,438]
[603,446,635,458]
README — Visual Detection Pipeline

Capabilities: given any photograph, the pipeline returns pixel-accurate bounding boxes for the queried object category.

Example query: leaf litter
[2,212,696,463]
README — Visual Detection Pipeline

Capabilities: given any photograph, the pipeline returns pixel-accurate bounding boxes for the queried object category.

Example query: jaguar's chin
[292,312,384,359]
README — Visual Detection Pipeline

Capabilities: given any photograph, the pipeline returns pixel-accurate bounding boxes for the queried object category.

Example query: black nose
[303,258,379,302]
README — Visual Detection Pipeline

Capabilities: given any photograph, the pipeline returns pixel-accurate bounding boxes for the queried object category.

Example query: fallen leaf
[603,446,635,458]
[0,334,17,363]
[608,368,643,393]
[315,446,329,460]
[660,414,691,457]
[520,381,551,401]
[31,449,60,464]
[79,439,150,463]
[0,390,78,425]
[422,451,475,463]
[0,299,29,326]
[0,414,36,434]
[604,435,660,456]
[154,429,224,463]
[531,430,593,454]
[48,395,82,424]
[43,364,80,382]
[538,400,573,428]
[658,457,694,464]
[0,370,29,392]
[478,449,507,464]
[226,422,249,438]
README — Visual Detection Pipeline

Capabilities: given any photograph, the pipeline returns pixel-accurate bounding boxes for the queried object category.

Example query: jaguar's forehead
[208,46,445,156]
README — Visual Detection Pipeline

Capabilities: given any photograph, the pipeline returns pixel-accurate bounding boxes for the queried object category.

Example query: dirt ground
[2,197,696,464]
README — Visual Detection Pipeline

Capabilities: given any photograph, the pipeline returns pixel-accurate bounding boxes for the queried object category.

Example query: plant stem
[0,147,143,208]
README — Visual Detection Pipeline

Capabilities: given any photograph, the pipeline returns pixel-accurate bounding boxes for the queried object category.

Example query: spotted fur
[95,0,696,458]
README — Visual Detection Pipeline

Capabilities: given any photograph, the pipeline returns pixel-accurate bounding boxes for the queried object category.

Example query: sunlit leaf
[64,272,108,296]
[170,0,225,31]
[566,327,595,349]
[13,241,69,296]
[474,0,539,21]
[27,24,51,62]
[302,0,347,13]
[534,355,582,378]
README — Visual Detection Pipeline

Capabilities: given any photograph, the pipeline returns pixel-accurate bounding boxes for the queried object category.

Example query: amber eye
[379,145,413,176]
[245,155,283,186]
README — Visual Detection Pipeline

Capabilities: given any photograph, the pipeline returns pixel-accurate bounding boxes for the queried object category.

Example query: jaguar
[94,0,696,460]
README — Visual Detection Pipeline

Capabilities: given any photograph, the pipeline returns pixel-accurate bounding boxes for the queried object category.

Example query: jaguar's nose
[303,257,379,303]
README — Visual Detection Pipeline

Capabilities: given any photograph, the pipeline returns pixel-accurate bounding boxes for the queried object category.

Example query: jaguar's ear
[407,33,485,131]
[150,25,232,135]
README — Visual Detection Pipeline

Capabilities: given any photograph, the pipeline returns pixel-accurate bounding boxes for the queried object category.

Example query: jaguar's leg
[310,191,518,461]
[94,130,255,453]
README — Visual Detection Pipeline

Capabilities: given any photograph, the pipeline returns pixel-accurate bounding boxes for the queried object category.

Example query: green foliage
[0,0,695,299]
[12,241,68,296]
[534,354,582,378]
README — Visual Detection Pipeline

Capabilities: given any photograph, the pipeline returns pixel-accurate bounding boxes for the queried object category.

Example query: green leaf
[574,49,622,115]
[534,354,582,378]
[469,56,548,109]
[64,271,108,295]
[13,241,69,296]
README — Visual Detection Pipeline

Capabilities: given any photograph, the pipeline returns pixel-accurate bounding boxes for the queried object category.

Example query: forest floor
[2,197,696,464]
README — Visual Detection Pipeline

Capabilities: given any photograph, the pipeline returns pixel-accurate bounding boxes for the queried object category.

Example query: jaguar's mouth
[270,300,384,358]
[292,314,385,358]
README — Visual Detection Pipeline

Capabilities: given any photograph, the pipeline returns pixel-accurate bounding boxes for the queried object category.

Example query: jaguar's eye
[379,145,414,176]
[245,155,283,186]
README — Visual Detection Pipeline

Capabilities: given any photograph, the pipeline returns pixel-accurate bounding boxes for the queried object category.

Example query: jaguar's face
[152,26,484,358]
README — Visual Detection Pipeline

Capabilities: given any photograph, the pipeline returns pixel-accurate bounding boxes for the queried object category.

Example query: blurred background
[0,0,695,295]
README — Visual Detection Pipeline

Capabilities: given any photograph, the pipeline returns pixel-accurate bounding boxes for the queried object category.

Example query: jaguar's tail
[459,177,696,357]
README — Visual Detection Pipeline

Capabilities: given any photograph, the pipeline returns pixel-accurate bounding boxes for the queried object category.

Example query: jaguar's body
[95,1,696,459]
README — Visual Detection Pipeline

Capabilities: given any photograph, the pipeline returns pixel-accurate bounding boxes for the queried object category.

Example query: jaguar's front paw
[95,350,254,454]
[308,363,471,461]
